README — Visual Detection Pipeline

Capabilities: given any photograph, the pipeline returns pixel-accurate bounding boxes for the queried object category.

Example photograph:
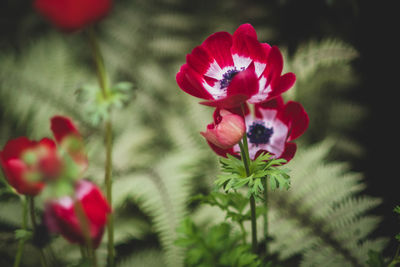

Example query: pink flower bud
[201,109,246,149]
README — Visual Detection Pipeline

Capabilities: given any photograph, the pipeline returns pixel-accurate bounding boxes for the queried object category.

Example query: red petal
[176,64,213,99]
[39,137,57,149]
[232,24,267,64]
[233,24,258,40]
[225,103,250,117]
[227,64,259,97]
[264,46,284,79]
[1,159,44,196]
[279,142,297,163]
[51,115,80,144]
[187,46,214,76]
[78,180,110,248]
[269,72,296,99]
[283,101,309,141]
[45,200,84,245]
[206,141,237,158]
[200,94,249,109]
[202,32,234,69]
[254,96,285,118]
[0,137,36,161]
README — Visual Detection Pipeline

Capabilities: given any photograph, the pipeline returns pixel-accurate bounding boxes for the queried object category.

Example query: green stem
[105,119,114,267]
[28,197,48,267]
[262,176,269,257]
[88,27,109,98]
[239,104,258,253]
[238,141,250,175]
[249,195,257,253]
[238,138,257,252]
[87,27,114,267]
[13,196,28,267]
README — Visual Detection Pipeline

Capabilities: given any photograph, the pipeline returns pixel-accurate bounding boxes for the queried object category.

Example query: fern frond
[288,39,359,81]
[267,141,387,266]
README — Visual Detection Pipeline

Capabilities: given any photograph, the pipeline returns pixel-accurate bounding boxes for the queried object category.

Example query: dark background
[1,0,398,258]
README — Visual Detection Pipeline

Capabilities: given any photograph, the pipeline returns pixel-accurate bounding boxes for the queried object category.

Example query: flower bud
[201,109,245,149]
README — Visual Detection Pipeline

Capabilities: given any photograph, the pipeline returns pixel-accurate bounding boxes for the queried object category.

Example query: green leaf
[15,229,32,241]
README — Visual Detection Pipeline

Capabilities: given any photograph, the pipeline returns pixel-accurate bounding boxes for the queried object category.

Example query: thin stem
[249,195,257,253]
[239,104,258,253]
[28,197,48,267]
[262,176,269,257]
[87,26,114,267]
[105,119,114,267]
[238,141,250,175]
[88,27,109,98]
[239,138,257,252]
[13,196,28,267]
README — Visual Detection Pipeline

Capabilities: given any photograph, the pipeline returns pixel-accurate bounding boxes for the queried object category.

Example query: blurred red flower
[0,137,59,195]
[34,0,112,32]
[44,180,111,248]
[0,115,87,195]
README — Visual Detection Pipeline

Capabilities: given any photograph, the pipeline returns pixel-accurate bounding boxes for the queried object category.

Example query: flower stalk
[29,197,48,267]
[87,27,114,267]
[13,196,28,267]
[104,119,114,266]
[238,104,258,253]
[263,176,269,257]
[238,137,257,253]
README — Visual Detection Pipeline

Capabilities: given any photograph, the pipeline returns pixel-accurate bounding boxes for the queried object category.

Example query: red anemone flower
[34,0,112,32]
[176,23,295,109]
[208,96,309,162]
[0,137,59,195]
[44,180,111,248]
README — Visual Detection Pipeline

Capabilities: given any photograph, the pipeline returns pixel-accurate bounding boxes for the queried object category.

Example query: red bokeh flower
[0,115,87,195]
[0,137,59,195]
[44,180,111,248]
[176,23,295,109]
[201,109,246,149]
[207,96,309,162]
[34,0,112,32]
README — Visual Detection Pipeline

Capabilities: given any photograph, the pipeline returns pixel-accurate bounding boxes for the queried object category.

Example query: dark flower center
[220,69,240,89]
[247,122,273,146]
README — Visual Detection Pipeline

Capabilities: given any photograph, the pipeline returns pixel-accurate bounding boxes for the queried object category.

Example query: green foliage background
[0,0,397,266]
